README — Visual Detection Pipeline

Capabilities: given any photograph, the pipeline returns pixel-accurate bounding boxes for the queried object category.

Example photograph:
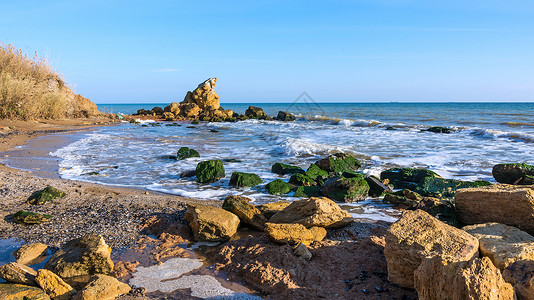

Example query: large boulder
[222,196,267,230]
[176,147,200,160]
[188,78,220,110]
[185,204,240,242]
[414,177,491,198]
[27,186,66,205]
[414,256,514,300]
[178,102,201,118]
[493,163,534,185]
[384,210,479,288]
[44,234,114,278]
[13,243,48,266]
[380,167,441,190]
[229,172,263,188]
[245,106,267,119]
[0,262,37,285]
[456,184,534,235]
[315,153,361,174]
[73,274,130,300]
[0,283,50,300]
[164,102,181,115]
[264,223,325,246]
[265,179,291,195]
[271,162,305,175]
[195,160,225,183]
[502,260,534,300]
[463,222,534,270]
[294,186,321,198]
[269,197,353,228]
[35,269,75,300]
[321,175,369,202]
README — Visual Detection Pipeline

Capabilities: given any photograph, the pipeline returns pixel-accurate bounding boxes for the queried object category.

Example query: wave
[501,121,534,128]
[470,128,534,143]
[299,114,383,127]
[275,137,348,157]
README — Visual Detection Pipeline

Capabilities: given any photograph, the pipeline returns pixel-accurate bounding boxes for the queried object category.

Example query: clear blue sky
[1,0,533,103]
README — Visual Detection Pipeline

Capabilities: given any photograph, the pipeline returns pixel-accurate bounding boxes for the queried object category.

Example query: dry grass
[0,43,97,120]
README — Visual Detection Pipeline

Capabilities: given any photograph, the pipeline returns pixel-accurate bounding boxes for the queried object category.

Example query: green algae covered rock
[315,153,361,174]
[289,173,315,186]
[271,163,305,175]
[414,177,491,198]
[321,176,369,202]
[229,172,263,188]
[492,163,534,185]
[265,179,291,195]
[13,211,53,225]
[305,163,329,180]
[380,167,441,190]
[294,186,321,198]
[27,186,66,205]
[410,197,458,227]
[176,147,200,160]
[196,160,225,183]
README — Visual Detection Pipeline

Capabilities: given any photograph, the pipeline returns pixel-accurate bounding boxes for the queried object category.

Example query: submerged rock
[195,160,225,183]
[321,175,370,202]
[0,262,37,285]
[269,197,353,228]
[13,211,53,225]
[185,204,239,242]
[27,186,66,205]
[414,177,491,198]
[271,163,305,175]
[44,234,114,278]
[275,111,296,121]
[222,196,267,230]
[229,172,263,188]
[424,126,452,134]
[380,167,441,190]
[493,163,534,185]
[13,243,48,266]
[384,210,479,288]
[73,274,130,300]
[176,147,200,160]
[0,283,50,300]
[265,179,291,195]
[315,153,361,174]
[35,269,75,300]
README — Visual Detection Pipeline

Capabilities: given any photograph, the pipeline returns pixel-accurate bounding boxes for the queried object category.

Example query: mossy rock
[380,167,441,190]
[315,153,361,174]
[305,164,329,180]
[288,173,315,186]
[13,211,53,225]
[294,186,321,198]
[27,186,66,205]
[365,175,393,197]
[414,177,491,198]
[383,192,419,206]
[229,172,263,188]
[176,147,200,160]
[195,160,225,183]
[492,163,534,185]
[265,179,291,195]
[271,163,305,175]
[321,176,370,202]
[409,197,458,227]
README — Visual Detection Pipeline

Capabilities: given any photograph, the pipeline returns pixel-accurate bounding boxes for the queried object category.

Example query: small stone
[293,243,312,260]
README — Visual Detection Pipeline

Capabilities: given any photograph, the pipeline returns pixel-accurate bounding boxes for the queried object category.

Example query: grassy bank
[0,43,98,120]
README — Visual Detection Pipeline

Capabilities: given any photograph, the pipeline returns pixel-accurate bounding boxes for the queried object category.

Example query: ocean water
[51,102,534,221]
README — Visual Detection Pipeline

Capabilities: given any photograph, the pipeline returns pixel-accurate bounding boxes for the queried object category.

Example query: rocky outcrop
[456,184,534,234]
[73,274,130,300]
[265,179,291,195]
[321,175,370,202]
[185,204,240,242]
[13,243,48,265]
[44,234,114,278]
[493,163,534,185]
[0,262,37,285]
[34,269,75,300]
[27,186,66,205]
[315,153,361,174]
[384,210,479,288]
[271,163,305,175]
[0,283,50,300]
[229,172,263,188]
[502,260,534,300]
[269,197,353,228]
[222,196,267,230]
[195,160,225,183]
[264,223,325,245]
[176,147,199,160]
[380,167,441,190]
[414,256,514,300]
[463,223,534,270]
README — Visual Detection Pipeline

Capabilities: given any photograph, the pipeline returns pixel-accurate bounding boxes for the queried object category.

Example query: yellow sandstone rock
[35,269,75,300]
[73,274,130,300]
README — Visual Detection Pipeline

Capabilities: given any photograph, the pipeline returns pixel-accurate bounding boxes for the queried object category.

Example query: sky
[1,0,533,103]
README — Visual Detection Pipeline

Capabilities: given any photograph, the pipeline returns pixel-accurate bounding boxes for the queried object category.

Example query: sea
[50,102,534,222]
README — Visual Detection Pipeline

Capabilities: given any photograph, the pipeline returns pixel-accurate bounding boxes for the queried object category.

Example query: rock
[410,197,457,227]
[265,179,291,195]
[384,210,479,288]
[179,102,201,118]
[151,106,164,115]
[185,204,240,242]
[305,163,329,180]
[222,196,267,230]
[456,184,534,234]
[0,283,50,300]
[135,109,153,115]
[403,188,423,200]
[179,169,196,178]
[414,256,514,300]
[493,163,534,185]
[309,226,327,242]
[463,222,534,270]
[176,147,200,160]
[187,78,220,110]
[195,160,225,183]
[229,172,263,188]
[257,201,290,219]
[264,223,324,246]
[245,106,267,119]
[0,263,37,285]
[163,112,175,121]
[383,192,419,207]
[424,126,452,134]
[270,197,353,228]
[271,163,305,175]
[414,177,491,198]
[73,274,130,300]
[12,211,53,225]
[365,175,393,197]
[293,243,312,260]
[321,176,370,202]
[380,167,441,190]
[293,186,321,198]
[27,186,66,205]
[44,234,114,278]
[315,153,361,174]
[34,269,75,300]
[13,243,48,266]
[275,111,296,121]
[502,259,534,300]
[288,173,315,186]
[164,102,181,115]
